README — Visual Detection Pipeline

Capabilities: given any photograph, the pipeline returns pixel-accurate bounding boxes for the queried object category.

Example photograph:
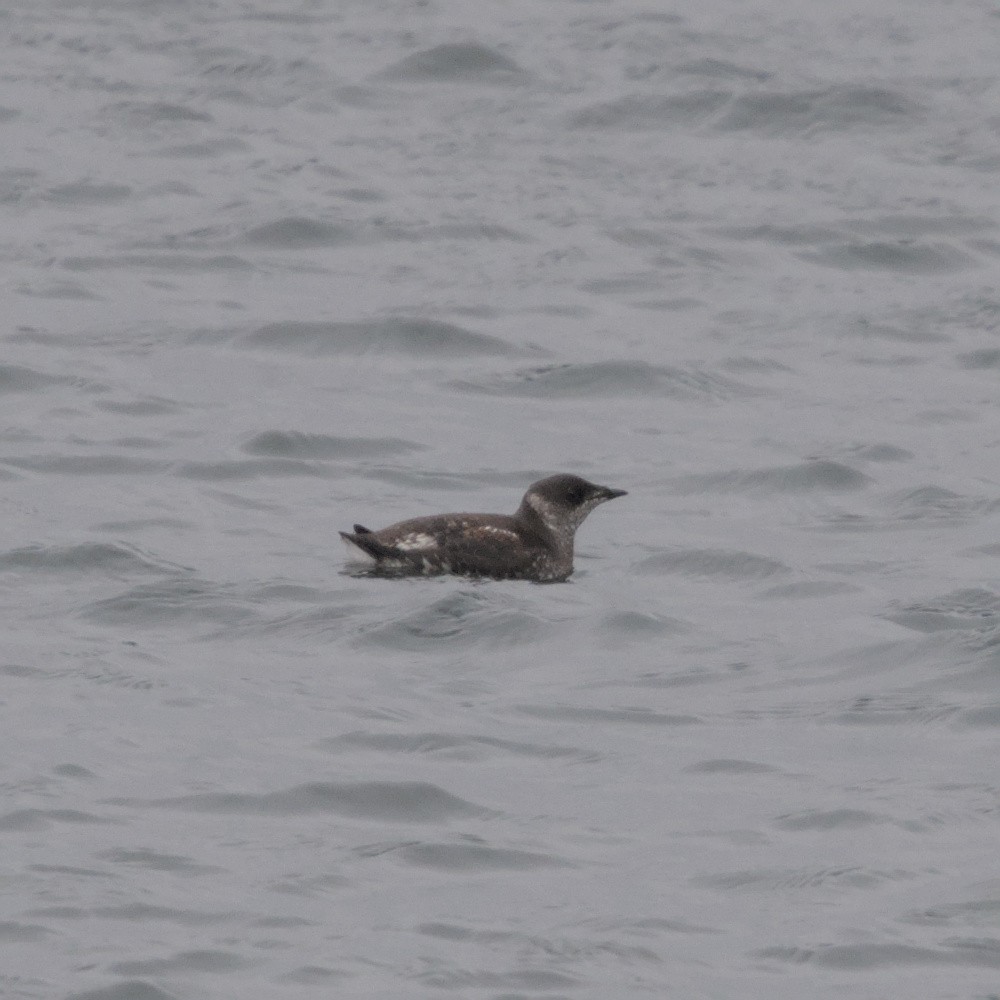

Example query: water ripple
[68,983,176,1000]
[356,591,554,652]
[398,840,570,871]
[322,730,583,761]
[759,940,1000,970]
[241,317,524,357]
[0,808,114,832]
[635,548,788,581]
[243,217,355,248]
[377,43,527,83]
[669,460,871,494]
[81,579,257,629]
[241,430,423,460]
[0,542,185,575]
[110,781,489,822]
[450,361,754,399]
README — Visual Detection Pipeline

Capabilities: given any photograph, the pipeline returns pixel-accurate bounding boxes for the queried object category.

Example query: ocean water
[3,0,1000,997]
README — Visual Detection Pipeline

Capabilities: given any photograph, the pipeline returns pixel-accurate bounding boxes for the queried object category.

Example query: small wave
[241,431,422,460]
[62,254,252,272]
[715,85,920,134]
[568,90,730,129]
[282,966,347,985]
[774,808,891,831]
[243,217,355,248]
[451,361,753,399]
[901,897,1000,927]
[91,903,231,926]
[0,542,180,574]
[958,348,1000,369]
[356,591,553,652]
[95,396,184,416]
[68,979,182,1000]
[636,548,788,581]
[830,696,962,727]
[110,951,249,975]
[670,460,871,494]
[516,704,701,726]
[231,603,369,643]
[599,610,689,636]
[759,580,858,599]
[721,217,977,273]
[42,182,131,204]
[357,469,482,491]
[759,940,1000,970]
[801,241,973,274]
[850,214,993,238]
[398,840,570,871]
[377,43,527,83]
[887,486,990,523]
[882,588,1000,633]
[94,518,192,532]
[102,100,213,125]
[384,221,526,242]
[1,455,168,475]
[677,58,772,82]
[0,364,65,394]
[195,48,317,80]
[15,280,98,301]
[242,317,521,357]
[158,138,249,159]
[0,921,48,942]
[579,272,669,295]
[322,730,582,761]
[697,865,903,891]
[111,781,488,822]
[416,967,579,991]
[719,223,842,247]
[843,317,947,343]
[97,849,219,875]
[844,443,914,463]
[955,706,1000,729]
[81,579,257,629]
[685,759,778,774]
[826,486,992,533]
[173,458,333,480]
[0,808,114,832]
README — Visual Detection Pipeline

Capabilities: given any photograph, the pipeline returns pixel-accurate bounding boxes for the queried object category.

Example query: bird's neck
[516,497,574,557]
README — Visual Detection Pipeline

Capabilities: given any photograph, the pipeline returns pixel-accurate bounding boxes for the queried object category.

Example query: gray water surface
[4,1,1000,998]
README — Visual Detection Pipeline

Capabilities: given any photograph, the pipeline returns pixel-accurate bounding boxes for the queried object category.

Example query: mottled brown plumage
[340,474,627,581]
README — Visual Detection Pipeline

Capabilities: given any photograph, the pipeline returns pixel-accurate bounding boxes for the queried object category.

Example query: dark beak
[599,486,628,500]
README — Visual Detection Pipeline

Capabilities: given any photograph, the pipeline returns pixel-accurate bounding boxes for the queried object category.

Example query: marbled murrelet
[340,474,627,581]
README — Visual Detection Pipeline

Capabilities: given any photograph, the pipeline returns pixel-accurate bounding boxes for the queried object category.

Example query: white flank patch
[395,532,437,552]
[478,525,517,540]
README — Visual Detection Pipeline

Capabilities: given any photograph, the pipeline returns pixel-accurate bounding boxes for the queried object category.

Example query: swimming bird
[340,473,627,581]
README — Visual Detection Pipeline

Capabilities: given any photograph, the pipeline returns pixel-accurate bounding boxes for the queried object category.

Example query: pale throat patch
[526,493,584,536]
